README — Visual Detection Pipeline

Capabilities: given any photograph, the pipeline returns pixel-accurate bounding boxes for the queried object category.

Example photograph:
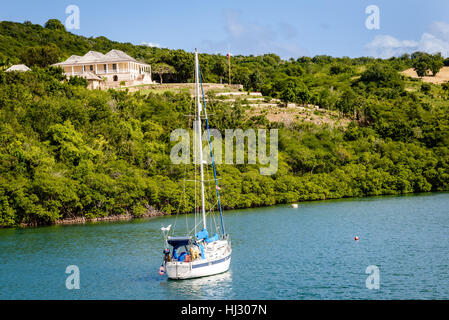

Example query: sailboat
[159,49,232,280]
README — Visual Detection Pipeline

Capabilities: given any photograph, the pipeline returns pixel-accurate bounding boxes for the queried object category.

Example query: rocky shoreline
[19,206,166,228]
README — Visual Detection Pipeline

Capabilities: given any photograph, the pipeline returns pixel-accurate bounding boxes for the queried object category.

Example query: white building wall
[62,61,152,87]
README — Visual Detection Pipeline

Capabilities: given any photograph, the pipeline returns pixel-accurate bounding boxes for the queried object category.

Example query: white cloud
[365,35,418,58]
[419,33,449,56]
[429,21,449,41]
[141,42,160,48]
[365,21,449,58]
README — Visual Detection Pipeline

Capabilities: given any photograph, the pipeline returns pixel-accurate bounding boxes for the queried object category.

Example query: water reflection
[161,271,233,300]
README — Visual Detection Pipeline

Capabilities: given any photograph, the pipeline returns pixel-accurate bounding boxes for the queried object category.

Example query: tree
[231,66,251,89]
[360,63,403,90]
[294,83,311,105]
[412,52,431,77]
[329,64,351,75]
[21,44,62,68]
[278,79,297,104]
[441,82,449,97]
[336,89,357,115]
[413,61,428,78]
[280,87,295,105]
[361,64,394,83]
[152,63,175,84]
[429,53,444,76]
[0,55,11,70]
[212,59,226,83]
[161,50,193,82]
[68,76,88,87]
[411,52,443,77]
[45,66,68,81]
[44,19,66,31]
[420,83,431,95]
[249,70,264,91]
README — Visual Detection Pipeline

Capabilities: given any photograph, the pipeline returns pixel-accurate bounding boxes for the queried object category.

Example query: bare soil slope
[402,67,449,84]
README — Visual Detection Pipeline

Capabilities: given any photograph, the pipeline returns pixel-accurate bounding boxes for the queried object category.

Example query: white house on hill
[6,64,31,72]
[53,49,152,87]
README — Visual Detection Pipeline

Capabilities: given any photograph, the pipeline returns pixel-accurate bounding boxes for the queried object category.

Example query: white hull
[166,240,231,280]
[166,254,231,280]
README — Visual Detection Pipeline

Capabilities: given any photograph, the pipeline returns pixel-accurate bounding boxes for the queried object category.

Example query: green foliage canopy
[0,20,448,228]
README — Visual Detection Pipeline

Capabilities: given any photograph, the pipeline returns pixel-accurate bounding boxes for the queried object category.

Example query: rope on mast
[198,63,226,236]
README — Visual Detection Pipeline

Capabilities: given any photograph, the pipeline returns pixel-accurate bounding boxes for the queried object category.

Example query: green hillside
[1,19,449,227]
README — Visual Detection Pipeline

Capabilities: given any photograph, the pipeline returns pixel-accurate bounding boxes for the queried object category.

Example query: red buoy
[159,266,165,276]
[355,236,359,241]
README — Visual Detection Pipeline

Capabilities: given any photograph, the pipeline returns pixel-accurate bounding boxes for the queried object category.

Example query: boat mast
[195,49,207,230]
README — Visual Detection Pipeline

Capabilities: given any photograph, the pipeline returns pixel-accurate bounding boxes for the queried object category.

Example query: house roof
[6,64,30,72]
[105,49,135,61]
[53,49,149,66]
[64,55,83,63]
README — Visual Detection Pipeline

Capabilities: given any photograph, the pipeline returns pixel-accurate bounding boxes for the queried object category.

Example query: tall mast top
[195,50,207,230]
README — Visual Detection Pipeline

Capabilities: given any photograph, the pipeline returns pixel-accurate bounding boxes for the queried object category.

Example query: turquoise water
[1,193,448,299]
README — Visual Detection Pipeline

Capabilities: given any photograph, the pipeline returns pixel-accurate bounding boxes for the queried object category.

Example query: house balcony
[68,69,150,76]
[96,69,131,74]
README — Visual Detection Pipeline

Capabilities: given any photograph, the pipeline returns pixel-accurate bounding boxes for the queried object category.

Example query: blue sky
[1,0,449,59]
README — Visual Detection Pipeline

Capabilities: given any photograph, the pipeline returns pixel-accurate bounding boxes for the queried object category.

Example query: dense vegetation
[1,20,449,227]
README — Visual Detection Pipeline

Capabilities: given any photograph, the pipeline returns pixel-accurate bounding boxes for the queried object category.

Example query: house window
[112,64,117,71]
[104,64,107,72]
[90,65,93,71]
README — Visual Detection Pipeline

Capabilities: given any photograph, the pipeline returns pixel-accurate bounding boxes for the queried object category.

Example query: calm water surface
[1,193,448,299]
